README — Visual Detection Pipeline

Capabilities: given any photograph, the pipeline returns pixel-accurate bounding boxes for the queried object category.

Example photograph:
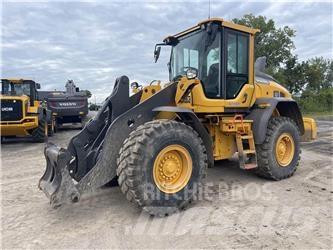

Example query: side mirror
[36,83,41,89]
[154,46,161,63]
[76,87,80,92]
[131,82,139,89]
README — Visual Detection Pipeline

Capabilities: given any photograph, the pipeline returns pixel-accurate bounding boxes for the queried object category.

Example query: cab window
[183,49,199,69]
[226,31,249,99]
[170,28,221,98]
[203,38,220,98]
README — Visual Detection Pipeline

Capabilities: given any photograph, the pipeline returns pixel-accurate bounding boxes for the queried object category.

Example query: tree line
[234,14,332,114]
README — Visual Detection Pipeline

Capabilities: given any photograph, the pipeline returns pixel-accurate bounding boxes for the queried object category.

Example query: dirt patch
[1,119,332,249]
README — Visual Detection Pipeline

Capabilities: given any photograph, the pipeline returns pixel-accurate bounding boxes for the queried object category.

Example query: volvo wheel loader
[1,79,54,142]
[39,18,317,216]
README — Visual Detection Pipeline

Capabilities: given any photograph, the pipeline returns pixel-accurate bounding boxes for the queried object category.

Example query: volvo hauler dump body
[1,79,54,142]
[39,18,317,216]
[38,80,88,129]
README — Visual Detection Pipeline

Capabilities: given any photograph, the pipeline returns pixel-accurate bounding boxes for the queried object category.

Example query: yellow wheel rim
[153,145,192,194]
[275,133,295,167]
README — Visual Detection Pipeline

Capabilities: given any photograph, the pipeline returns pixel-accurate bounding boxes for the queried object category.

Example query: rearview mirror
[154,46,161,63]
[36,83,41,89]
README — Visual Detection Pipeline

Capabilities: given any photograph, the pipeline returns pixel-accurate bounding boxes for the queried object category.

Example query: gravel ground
[1,117,332,249]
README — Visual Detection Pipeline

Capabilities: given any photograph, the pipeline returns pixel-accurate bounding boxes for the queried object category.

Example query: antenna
[208,0,211,19]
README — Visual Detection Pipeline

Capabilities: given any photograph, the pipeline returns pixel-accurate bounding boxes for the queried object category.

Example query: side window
[226,31,249,99]
[207,48,219,74]
[201,29,221,98]
[227,34,237,73]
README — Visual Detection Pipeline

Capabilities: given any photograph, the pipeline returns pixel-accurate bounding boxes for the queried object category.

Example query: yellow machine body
[135,18,317,161]
[0,79,43,137]
[38,17,318,212]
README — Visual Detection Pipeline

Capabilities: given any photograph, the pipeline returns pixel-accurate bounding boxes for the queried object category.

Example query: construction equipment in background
[0,79,54,142]
[38,80,89,129]
[39,18,317,216]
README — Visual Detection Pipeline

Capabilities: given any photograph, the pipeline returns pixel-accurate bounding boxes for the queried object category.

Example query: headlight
[186,68,198,80]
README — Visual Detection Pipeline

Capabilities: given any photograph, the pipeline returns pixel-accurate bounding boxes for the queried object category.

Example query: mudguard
[246,98,305,144]
[152,106,214,168]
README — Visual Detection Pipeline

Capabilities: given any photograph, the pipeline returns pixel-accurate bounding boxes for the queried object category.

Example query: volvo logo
[1,107,14,111]
[59,102,77,107]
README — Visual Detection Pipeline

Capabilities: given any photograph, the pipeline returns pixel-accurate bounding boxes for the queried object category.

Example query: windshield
[170,28,221,97]
[1,81,31,96]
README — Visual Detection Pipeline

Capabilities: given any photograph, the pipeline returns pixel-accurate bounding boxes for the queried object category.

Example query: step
[243,149,256,154]
[240,135,253,140]
[244,163,257,170]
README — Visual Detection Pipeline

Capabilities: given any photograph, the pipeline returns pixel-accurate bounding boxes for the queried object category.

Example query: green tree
[304,57,332,92]
[89,103,100,111]
[83,90,92,98]
[274,56,307,94]
[233,14,296,71]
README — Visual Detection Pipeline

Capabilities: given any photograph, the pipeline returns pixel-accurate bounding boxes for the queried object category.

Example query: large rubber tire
[32,117,47,143]
[117,120,208,217]
[255,117,301,180]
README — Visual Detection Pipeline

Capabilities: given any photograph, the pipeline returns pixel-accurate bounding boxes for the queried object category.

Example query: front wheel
[255,117,301,180]
[117,120,208,216]
[32,116,48,142]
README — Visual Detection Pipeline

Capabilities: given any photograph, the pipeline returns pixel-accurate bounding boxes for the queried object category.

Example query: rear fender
[246,98,305,144]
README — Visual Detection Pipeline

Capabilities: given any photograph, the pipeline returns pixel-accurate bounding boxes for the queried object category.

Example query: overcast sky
[1,0,332,102]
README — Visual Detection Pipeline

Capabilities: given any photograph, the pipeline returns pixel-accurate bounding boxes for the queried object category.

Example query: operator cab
[1,79,41,106]
[155,18,259,101]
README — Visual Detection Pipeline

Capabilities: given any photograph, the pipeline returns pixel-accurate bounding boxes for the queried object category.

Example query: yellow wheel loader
[39,18,317,216]
[1,79,55,142]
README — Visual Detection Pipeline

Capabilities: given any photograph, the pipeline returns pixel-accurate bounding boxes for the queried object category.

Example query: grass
[303,110,333,121]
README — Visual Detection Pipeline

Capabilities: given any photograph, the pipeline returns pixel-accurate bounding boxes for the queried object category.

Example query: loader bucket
[39,143,80,208]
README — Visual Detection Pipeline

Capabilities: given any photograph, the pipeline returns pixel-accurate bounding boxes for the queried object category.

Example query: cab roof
[165,18,260,41]
[1,78,35,84]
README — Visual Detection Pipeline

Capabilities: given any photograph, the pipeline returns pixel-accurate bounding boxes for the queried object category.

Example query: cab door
[223,28,254,108]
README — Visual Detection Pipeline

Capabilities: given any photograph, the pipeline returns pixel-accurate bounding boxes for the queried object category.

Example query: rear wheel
[255,117,301,180]
[32,116,48,142]
[117,120,208,216]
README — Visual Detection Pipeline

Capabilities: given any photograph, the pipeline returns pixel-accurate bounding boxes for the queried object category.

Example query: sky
[1,0,332,102]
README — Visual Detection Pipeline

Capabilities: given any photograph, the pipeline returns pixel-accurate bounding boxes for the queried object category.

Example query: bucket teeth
[39,143,80,208]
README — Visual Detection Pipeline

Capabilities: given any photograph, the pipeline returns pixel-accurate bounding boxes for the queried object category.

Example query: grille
[1,99,23,121]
